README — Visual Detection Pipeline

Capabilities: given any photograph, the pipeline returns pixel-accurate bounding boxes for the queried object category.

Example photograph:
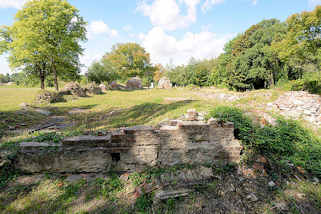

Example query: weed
[209,106,321,178]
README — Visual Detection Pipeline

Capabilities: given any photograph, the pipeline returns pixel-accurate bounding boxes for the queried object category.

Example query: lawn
[1,86,321,214]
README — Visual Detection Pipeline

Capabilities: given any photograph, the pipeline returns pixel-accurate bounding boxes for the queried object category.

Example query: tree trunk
[40,71,45,90]
[53,64,59,91]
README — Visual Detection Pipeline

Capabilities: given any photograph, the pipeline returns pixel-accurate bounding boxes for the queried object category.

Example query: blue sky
[0,0,320,74]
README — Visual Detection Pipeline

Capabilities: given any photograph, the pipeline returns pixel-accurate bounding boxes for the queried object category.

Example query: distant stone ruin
[2,110,242,174]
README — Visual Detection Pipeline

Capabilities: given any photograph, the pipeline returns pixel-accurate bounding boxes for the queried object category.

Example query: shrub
[208,106,321,178]
[208,106,256,146]
[291,72,321,95]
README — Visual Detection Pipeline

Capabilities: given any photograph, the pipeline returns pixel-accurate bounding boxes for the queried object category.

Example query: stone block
[63,135,111,147]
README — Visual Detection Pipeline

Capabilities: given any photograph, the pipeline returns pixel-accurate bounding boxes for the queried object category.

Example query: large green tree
[213,19,289,91]
[104,43,155,81]
[273,6,321,72]
[0,0,87,90]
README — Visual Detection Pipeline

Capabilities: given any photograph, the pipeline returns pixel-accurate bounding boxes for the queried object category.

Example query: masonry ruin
[3,110,242,173]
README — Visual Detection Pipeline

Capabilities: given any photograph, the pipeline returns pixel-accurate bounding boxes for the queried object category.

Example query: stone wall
[5,112,242,174]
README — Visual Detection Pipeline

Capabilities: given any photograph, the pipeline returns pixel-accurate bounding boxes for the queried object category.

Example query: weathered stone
[16,145,112,173]
[85,83,103,94]
[8,110,242,174]
[62,82,86,97]
[158,77,172,89]
[109,81,126,90]
[271,91,321,126]
[154,188,192,201]
[185,109,198,121]
[157,166,213,188]
[99,84,107,91]
[63,135,111,147]
[126,77,142,90]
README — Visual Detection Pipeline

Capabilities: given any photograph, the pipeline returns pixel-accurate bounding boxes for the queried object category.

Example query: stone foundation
[4,113,242,173]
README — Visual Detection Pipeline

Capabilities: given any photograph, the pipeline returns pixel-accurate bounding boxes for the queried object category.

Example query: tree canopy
[104,43,155,80]
[0,0,87,90]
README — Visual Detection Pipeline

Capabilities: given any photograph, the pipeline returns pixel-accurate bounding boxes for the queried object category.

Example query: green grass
[1,86,321,213]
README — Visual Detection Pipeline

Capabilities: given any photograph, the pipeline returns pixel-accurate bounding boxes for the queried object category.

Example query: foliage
[273,6,321,71]
[209,106,321,178]
[104,43,155,82]
[96,174,123,199]
[208,106,256,146]
[167,58,214,87]
[27,132,64,144]
[0,0,87,90]
[214,19,289,91]
[291,67,321,95]
[0,73,10,83]
[87,58,118,84]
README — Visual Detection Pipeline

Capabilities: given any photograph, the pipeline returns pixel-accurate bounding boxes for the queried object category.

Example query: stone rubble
[268,91,321,127]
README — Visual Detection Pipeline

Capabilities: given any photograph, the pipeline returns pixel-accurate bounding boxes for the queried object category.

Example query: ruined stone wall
[6,116,242,173]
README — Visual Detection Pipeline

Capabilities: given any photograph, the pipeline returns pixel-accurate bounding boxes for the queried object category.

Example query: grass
[1,86,321,213]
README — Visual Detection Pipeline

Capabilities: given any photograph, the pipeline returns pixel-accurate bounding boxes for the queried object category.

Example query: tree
[87,58,118,84]
[273,6,321,72]
[0,0,86,90]
[214,19,289,91]
[104,43,155,80]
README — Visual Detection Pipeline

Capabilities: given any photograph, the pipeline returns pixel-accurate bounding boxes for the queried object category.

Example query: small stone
[274,202,288,211]
[154,188,192,201]
[312,177,320,184]
[19,103,29,108]
[246,193,258,202]
[268,181,276,187]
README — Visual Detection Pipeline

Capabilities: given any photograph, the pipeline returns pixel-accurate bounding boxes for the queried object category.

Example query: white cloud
[137,0,200,31]
[252,0,257,5]
[87,20,118,38]
[201,0,224,12]
[309,0,321,6]
[142,27,233,66]
[0,0,27,9]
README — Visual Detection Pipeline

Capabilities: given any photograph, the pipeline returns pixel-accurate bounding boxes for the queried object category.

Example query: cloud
[0,0,27,9]
[201,0,224,12]
[87,20,118,38]
[309,0,321,6]
[137,0,200,31]
[141,27,233,66]
[252,0,257,5]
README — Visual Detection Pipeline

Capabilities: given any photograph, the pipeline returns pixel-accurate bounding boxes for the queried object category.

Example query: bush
[208,106,321,178]
[291,72,321,95]
[208,106,256,146]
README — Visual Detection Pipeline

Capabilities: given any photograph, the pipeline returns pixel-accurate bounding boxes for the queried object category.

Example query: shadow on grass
[63,100,196,132]
[1,101,321,213]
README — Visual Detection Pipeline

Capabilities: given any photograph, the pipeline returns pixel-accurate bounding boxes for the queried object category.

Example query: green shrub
[208,106,321,178]
[208,106,256,146]
[291,72,321,95]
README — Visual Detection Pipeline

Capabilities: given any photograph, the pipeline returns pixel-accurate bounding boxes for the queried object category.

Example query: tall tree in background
[104,43,155,81]
[0,0,87,90]
[273,6,321,73]
[87,58,118,84]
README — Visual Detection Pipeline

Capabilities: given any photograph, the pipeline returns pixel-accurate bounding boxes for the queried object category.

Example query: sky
[0,0,320,75]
